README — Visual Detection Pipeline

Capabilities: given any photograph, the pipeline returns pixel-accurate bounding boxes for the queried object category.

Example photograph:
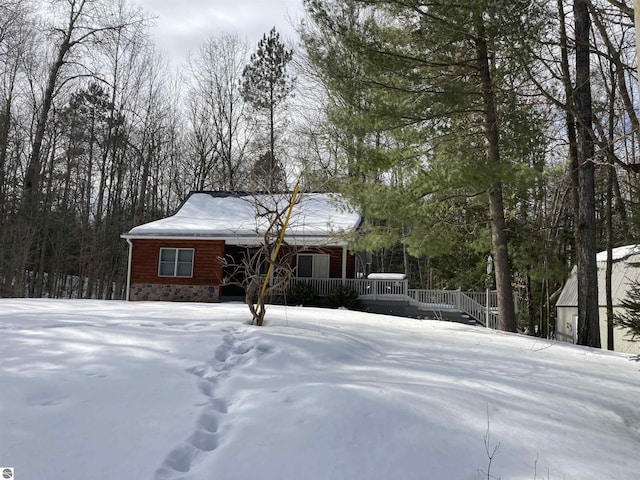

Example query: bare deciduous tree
[185,33,253,191]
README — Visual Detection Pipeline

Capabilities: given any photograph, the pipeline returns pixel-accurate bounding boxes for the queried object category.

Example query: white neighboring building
[556,245,640,355]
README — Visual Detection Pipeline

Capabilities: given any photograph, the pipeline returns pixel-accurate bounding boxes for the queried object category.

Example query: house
[555,245,640,355]
[121,191,363,302]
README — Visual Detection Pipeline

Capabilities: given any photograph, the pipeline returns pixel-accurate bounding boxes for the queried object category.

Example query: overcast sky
[138,0,304,67]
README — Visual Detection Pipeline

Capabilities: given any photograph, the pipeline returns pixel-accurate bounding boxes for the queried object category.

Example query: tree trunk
[574,0,601,348]
[526,274,536,335]
[22,12,76,211]
[269,86,276,191]
[606,163,614,350]
[476,20,517,333]
[0,97,11,217]
[605,60,616,351]
[557,0,580,260]
[635,0,640,83]
[134,142,153,224]
[17,1,84,298]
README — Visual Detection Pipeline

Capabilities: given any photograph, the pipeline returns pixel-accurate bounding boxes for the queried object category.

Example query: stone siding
[129,283,219,302]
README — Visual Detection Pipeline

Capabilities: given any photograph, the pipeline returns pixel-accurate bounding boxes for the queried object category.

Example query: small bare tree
[220,188,302,326]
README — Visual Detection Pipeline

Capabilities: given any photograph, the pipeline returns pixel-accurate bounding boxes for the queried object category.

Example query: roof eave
[120,233,350,247]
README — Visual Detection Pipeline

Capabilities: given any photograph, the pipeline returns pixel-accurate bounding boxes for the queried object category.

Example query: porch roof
[122,191,361,245]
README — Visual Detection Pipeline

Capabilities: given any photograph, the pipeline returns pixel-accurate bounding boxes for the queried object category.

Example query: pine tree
[241,27,294,191]
[302,0,549,332]
[613,279,640,349]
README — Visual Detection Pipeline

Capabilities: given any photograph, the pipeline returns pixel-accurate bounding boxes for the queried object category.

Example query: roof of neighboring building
[556,245,640,307]
[122,191,361,245]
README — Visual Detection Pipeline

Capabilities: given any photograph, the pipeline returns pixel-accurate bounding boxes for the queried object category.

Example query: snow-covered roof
[595,244,640,262]
[123,192,361,245]
[367,273,406,280]
[557,245,640,307]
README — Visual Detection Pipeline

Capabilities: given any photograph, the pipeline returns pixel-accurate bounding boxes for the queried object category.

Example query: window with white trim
[158,248,194,277]
[297,253,330,278]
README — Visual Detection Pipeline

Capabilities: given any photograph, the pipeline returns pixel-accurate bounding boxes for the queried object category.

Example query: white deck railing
[289,277,499,328]
[407,288,498,328]
[290,277,408,299]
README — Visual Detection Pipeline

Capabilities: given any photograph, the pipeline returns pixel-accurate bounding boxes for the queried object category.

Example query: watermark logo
[1,467,14,479]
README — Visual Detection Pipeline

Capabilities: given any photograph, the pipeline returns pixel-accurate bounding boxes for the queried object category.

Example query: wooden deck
[289,277,499,328]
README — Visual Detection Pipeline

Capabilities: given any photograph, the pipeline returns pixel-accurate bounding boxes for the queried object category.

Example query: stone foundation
[129,283,219,302]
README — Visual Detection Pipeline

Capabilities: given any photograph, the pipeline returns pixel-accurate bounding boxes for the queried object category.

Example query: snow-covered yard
[1,299,639,480]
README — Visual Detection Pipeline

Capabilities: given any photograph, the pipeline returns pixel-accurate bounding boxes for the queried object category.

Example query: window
[297,254,330,278]
[159,248,194,277]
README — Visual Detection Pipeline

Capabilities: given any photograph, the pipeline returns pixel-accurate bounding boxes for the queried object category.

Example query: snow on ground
[1,299,639,480]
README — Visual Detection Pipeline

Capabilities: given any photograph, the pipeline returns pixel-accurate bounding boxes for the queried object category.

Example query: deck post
[125,238,133,301]
[485,288,490,328]
[341,246,347,283]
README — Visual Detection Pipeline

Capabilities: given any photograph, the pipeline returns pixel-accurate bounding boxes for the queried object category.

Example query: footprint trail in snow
[154,326,271,479]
